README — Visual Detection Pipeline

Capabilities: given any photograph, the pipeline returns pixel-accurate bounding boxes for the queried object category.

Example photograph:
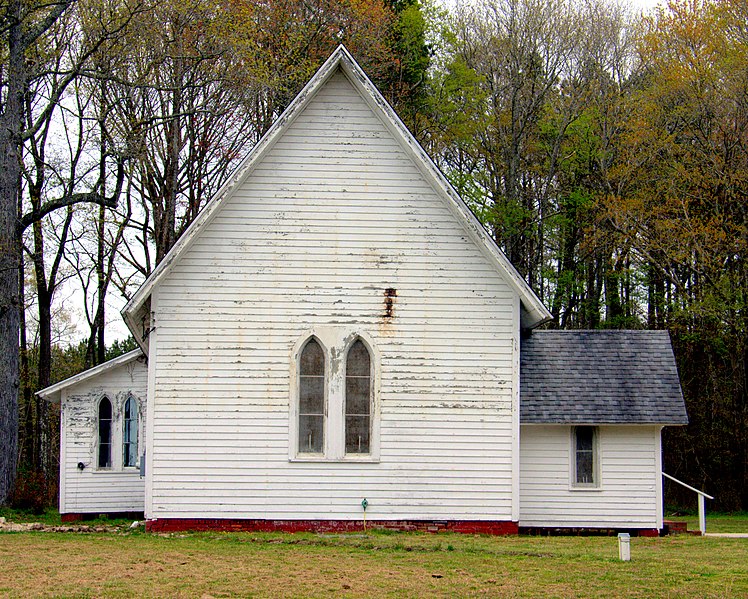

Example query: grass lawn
[681,512,748,534]
[0,527,746,598]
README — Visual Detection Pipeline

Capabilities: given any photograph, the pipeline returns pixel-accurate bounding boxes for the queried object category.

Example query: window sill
[569,485,603,492]
[290,455,380,464]
[92,468,140,474]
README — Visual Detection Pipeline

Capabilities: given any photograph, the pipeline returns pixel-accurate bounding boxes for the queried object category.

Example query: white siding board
[519,425,660,528]
[58,357,147,514]
[145,71,521,521]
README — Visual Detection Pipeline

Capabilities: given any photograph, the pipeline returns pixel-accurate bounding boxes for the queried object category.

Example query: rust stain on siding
[383,288,397,319]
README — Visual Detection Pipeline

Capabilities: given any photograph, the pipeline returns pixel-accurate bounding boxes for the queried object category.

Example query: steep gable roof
[37,349,145,403]
[122,45,551,350]
[520,330,688,425]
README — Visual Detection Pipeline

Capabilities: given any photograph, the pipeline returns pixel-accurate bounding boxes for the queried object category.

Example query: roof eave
[37,349,145,403]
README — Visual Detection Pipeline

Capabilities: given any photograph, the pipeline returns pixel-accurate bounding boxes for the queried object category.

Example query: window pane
[576,451,594,484]
[345,340,371,454]
[299,375,324,414]
[124,442,137,468]
[299,415,323,453]
[576,426,593,451]
[99,397,111,419]
[98,398,112,468]
[299,339,325,454]
[345,415,370,453]
[123,398,138,468]
[575,427,595,484]
[345,376,370,415]
[300,339,324,375]
[346,340,370,376]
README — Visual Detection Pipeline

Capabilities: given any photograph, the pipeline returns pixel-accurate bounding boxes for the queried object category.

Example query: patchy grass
[685,513,748,534]
[662,509,748,533]
[0,507,136,528]
[0,506,62,525]
[0,528,746,598]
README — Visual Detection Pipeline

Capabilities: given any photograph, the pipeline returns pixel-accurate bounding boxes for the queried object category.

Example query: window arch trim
[122,395,139,468]
[289,329,380,462]
[343,337,373,456]
[295,336,328,456]
[97,395,113,469]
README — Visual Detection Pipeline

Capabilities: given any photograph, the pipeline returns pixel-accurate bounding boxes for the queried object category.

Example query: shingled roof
[520,330,688,425]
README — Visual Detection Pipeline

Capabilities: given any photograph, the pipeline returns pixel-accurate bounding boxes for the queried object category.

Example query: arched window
[345,339,371,454]
[98,397,112,468]
[299,338,325,453]
[123,397,139,467]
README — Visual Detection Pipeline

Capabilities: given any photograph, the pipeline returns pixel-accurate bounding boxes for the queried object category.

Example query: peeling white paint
[56,356,148,514]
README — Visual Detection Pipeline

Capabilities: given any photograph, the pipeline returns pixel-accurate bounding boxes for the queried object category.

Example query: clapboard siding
[147,68,518,521]
[59,356,148,514]
[519,425,661,528]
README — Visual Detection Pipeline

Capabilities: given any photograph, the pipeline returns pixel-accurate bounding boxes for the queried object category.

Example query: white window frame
[289,328,380,462]
[296,336,328,457]
[570,425,601,490]
[96,395,113,470]
[343,336,374,458]
[93,393,144,473]
[122,395,140,468]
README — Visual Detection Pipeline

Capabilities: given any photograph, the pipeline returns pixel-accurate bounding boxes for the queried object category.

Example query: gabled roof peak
[122,45,551,351]
[38,349,145,403]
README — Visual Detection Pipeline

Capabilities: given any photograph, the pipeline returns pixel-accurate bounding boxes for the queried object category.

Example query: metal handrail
[663,472,714,535]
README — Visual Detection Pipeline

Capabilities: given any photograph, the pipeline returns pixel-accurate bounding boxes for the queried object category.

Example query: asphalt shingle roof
[520,330,688,425]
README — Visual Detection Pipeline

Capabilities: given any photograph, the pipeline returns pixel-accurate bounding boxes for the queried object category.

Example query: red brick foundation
[638,528,660,537]
[61,512,144,523]
[146,518,520,535]
[61,513,83,523]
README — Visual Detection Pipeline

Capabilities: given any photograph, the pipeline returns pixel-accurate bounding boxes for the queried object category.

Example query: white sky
[628,0,666,13]
[631,0,664,9]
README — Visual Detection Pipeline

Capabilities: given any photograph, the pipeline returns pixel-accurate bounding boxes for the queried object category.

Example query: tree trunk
[96,202,106,365]
[32,216,51,477]
[18,243,34,471]
[0,0,24,504]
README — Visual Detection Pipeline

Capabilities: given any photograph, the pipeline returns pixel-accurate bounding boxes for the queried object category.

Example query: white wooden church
[40,47,687,535]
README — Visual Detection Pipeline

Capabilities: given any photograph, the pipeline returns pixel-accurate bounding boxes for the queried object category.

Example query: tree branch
[18,156,126,231]
[19,0,74,48]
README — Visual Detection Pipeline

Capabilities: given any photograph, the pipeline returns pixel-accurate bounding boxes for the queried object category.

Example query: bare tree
[0,0,142,503]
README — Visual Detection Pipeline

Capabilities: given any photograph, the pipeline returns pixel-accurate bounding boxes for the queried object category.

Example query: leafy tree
[603,0,748,508]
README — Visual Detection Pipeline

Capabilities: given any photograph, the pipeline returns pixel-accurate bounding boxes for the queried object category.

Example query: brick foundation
[638,528,661,537]
[61,512,144,523]
[61,513,83,523]
[145,518,520,535]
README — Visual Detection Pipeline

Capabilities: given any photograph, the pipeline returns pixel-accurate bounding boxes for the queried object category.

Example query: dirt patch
[0,516,128,533]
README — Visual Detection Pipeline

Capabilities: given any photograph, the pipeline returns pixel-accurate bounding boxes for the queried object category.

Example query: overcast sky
[629,0,664,12]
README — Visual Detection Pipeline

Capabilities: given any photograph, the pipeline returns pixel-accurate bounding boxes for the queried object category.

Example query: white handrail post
[662,473,713,536]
